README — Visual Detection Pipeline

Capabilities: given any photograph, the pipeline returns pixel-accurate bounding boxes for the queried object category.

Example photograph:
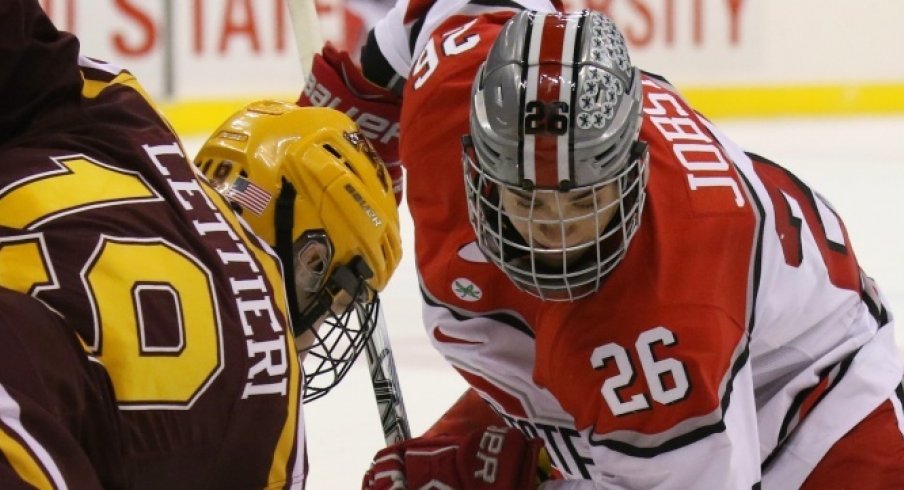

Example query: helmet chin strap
[273,178,376,336]
[274,178,310,337]
[291,258,376,337]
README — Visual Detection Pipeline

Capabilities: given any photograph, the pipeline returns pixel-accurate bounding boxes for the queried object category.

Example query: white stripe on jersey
[77,55,123,76]
[890,388,904,436]
[289,372,306,489]
[813,194,845,247]
[0,383,68,490]
[372,0,559,83]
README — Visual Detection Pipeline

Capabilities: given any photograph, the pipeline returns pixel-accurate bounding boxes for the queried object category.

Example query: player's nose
[533,222,569,249]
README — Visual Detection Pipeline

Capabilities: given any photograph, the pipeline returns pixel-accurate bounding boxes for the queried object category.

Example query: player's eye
[515,197,534,208]
[572,198,596,210]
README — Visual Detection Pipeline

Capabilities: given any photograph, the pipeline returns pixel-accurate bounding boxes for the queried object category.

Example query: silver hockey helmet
[463,9,648,300]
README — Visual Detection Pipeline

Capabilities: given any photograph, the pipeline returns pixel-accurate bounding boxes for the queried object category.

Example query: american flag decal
[226,176,272,215]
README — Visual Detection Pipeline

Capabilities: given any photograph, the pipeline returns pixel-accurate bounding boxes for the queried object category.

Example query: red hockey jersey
[373,0,904,487]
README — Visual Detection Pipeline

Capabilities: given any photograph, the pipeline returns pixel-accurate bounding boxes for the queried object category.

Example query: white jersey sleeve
[708,118,903,488]
[371,0,559,79]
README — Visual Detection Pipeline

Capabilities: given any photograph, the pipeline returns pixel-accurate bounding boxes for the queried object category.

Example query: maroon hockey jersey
[0,1,305,487]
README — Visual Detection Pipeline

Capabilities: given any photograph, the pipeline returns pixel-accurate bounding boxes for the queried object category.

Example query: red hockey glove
[298,43,403,203]
[362,425,545,490]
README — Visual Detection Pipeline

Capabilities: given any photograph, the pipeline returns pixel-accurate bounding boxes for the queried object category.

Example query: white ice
[183,115,904,489]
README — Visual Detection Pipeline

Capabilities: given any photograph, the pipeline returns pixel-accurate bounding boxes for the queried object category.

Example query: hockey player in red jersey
[299,1,904,488]
[0,1,400,487]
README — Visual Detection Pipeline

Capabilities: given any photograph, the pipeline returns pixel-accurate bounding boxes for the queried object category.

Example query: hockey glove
[362,425,545,489]
[297,43,403,203]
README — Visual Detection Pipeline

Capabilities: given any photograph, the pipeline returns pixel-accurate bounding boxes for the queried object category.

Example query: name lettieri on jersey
[144,142,290,399]
[641,78,746,208]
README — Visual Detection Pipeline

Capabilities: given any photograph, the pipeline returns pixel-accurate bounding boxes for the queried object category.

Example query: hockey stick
[360,300,412,444]
[285,0,412,445]
[285,0,323,77]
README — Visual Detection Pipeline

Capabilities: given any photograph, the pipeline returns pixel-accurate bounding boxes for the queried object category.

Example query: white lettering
[193,213,239,240]
[474,426,508,483]
[235,296,281,336]
[650,116,712,143]
[218,243,260,272]
[674,143,729,172]
[304,73,400,148]
[246,336,288,378]
[356,112,389,139]
[149,139,291,398]
[242,378,287,398]
[643,83,745,207]
[643,90,689,117]
[380,123,400,146]
[687,175,745,206]
[229,275,268,295]
[142,142,184,176]
[169,178,216,212]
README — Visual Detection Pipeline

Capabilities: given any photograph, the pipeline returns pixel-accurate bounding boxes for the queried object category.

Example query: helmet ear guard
[195,100,402,401]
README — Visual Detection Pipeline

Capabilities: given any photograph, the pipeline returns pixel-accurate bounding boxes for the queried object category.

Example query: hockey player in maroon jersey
[0,0,401,487]
[298,2,904,488]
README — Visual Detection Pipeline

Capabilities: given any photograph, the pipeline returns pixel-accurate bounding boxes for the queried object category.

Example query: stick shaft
[363,301,412,445]
[284,0,410,446]
[285,0,324,76]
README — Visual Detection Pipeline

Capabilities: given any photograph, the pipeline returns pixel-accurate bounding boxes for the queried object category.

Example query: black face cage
[299,280,380,403]
[272,180,382,403]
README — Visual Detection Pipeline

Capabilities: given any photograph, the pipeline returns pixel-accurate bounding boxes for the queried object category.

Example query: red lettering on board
[113,0,156,56]
[569,0,747,48]
[219,0,262,53]
[194,0,204,53]
[274,0,287,51]
[727,0,747,44]
[624,0,654,46]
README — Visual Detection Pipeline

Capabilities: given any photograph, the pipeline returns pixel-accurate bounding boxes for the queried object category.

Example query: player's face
[499,183,620,267]
[293,288,354,352]
[291,236,357,351]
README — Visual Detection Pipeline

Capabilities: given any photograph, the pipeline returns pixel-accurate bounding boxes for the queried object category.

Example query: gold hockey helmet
[195,100,401,401]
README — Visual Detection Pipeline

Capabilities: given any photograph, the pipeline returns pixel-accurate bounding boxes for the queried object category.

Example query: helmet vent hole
[344,161,360,178]
[593,149,613,163]
[198,158,213,173]
[320,143,363,178]
[479,140,500,159]
[322,144,343,159]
